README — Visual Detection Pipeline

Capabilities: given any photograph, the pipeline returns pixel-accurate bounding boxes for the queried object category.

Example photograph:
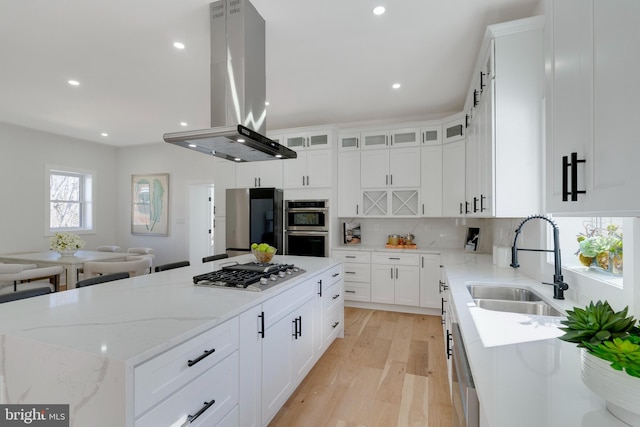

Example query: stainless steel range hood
[163,0,296,162]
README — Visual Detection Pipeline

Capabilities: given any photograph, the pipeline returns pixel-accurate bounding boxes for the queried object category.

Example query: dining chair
[96,245,122,252]
[0,287,51,303]
[83,256,152,279]
[127,247,155,273]
[154,261,190,272]
[76,272,130,288]
[0,263,63,292]
[202,254,229,263]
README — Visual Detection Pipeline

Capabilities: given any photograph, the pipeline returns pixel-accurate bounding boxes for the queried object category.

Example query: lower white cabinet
[370,253,419,307]
[419,254,442,308]
[332,249,371,302]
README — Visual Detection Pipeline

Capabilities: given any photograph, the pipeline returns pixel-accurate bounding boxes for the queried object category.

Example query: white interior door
[188,184,214,265]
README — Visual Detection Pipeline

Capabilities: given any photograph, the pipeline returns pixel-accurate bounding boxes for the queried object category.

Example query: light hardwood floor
[269,307,453,427]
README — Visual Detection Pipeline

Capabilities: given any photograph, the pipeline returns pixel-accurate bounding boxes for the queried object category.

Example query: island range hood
[163,0,296,162]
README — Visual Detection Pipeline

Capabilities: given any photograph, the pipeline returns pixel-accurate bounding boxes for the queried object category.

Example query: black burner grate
[193,262,296,288]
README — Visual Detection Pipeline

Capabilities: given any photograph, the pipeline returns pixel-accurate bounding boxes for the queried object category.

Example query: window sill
[563,265,623,289]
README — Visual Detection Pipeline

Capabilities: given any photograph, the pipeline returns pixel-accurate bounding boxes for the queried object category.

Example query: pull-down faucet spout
[510,215,569,300]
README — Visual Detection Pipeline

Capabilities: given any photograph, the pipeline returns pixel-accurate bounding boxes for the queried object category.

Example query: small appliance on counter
[385,234,417,249]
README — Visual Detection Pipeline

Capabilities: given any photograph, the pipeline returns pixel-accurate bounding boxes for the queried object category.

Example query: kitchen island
[0,254,344,427]
[441,251,627,427]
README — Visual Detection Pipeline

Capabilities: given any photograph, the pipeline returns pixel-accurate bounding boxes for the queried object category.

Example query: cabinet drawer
[324,280,344,313]
[263,281,314,327]
[343,262,370,283]
[371,253,419,265]
[136,352,239,427]
[324,304,343,344]
[134,317,239,417]
[317,263,343,289]
[332,250,371,263]
[344,283,371,302]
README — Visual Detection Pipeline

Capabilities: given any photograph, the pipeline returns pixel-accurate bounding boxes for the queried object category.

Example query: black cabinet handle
[446,331,452,359]
[389,257,400,260]
[345,255,356,259]
[459,202,463,215]
[439,280,449,294]
[480,194,486,212]
[473,89,479,107]
[332,294,340,300]
[441,298,446,325]
[298,316,302,338]
[292,318,298,339]
[187,348,216,367]
[562,152,587,201]
[187,399,216,424]
[345,290,356,294]
[318,279,323,297]
[258,311,265,339]
[473,196,478,213]
[346,271,356,274]
[332,321,340,329]
[332,272,340,277]
[465,114,470,128]
[465,201,470,214]
[480,71,486,92]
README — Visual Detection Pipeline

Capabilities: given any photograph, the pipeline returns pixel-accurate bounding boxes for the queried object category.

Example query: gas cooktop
[193,262,306,292]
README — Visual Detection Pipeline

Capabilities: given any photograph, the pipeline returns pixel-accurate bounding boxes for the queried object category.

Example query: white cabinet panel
[420,144,443,216]
[442,140,466,217]
[235,161,283,189]
[337,152,361,217]
[360,150,389,188]
[284,150,332,189]
[420,254,442,308]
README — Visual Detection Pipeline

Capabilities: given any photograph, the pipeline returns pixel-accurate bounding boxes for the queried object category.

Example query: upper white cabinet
[283,129,333,151]
[283,150,332,189]
[421,125,442,146]
[464,16,544,217]
[361,127,421,150]
[442,139,466,217]
[360,148,421,189]
[338,132,361,151]
[337,151,361,217]
[235,160,283,189]
[442,115,466,144]
[546,0,640,215]
[420,143,443,217]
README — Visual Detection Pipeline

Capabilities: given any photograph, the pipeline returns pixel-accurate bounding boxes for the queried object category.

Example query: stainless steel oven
[285,200,329,257]
[451,323,479,427]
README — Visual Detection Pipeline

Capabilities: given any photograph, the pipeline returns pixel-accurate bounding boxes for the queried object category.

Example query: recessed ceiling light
[237,138,245,143]
[392,83,401,89]
[275,154,283,158]
[180,122,188,127]
[100,132,108,137]
[265,101,270,106]
[234,158,242,162]
[68,80,80,86]
[188,143,197,148]
[373,6,385,15]
[173,42,185,49]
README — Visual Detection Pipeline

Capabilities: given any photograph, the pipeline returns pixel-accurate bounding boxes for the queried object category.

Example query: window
[550,216,623,286]
[47,167,94,233]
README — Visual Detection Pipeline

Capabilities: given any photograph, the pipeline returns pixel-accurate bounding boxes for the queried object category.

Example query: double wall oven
[284,200,329,257]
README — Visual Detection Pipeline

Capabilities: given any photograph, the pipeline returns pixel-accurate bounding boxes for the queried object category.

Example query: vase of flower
[576,224,623,276]
[50,232,85,256]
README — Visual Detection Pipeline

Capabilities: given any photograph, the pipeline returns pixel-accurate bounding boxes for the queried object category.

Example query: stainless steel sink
[473,298,564,317]
[466,284,565,317]
[467,285,542,301]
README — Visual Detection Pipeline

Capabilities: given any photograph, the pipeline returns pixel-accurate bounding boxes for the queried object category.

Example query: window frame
[45,165,96,235]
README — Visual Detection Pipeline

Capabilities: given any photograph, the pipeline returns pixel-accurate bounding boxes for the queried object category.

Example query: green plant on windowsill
[575,224,623,275]
[559,300,640,378]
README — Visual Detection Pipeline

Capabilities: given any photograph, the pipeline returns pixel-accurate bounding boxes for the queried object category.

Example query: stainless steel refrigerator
[225,188,283,257]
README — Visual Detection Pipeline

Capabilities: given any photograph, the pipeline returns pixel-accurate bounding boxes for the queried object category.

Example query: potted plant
[575,224,623,275]
[559,301,640,424]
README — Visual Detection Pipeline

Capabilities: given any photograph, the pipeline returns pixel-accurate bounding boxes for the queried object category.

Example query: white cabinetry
[284,129,332,151]
[283,149,332,189]
[370,253,419,307]
[419,254,442,308]
[546,0,640,215]
[442,139,466,217]
[442,115,466,143]
[314,263,344,354]
[338,132,361,151]
[464,17,544,217]
[420,144,442,217]
[134,317,240,426]
[235,161,283,189]
[361,148,421,189]
[332,249,371,302]
[337,151,361,217]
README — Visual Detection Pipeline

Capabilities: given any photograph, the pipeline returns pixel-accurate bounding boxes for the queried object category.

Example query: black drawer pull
[345,290,356,293]
[187,399,216,423]
[187,348,216,367]
[332,294,340,300]
[345,255,356,258]
[332,321,340,329]
[389,257,400,260]
[332,272,340,277]
[345,271,356,274]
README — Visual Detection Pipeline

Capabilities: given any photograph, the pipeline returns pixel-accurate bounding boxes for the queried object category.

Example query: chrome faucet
[510,215,569,300]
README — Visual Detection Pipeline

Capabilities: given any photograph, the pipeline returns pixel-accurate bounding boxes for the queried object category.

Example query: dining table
[0,250,128,289]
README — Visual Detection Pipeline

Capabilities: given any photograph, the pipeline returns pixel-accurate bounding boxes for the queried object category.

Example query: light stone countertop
[440,251,627,427]
[0,254,340,365]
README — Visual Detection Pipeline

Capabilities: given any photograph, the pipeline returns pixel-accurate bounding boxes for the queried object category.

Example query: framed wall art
[131,173,169,236]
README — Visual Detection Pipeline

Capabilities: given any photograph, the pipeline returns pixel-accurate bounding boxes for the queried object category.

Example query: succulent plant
[584,336,640,378]
[558,300,636,347]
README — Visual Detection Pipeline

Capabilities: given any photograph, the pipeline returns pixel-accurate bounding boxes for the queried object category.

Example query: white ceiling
[0,0,539,147]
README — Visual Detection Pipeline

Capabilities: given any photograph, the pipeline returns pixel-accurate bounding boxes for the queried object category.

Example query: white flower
[50,232,85,251]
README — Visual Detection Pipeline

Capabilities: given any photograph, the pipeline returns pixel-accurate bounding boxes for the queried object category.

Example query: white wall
[115,143,221,266]
[0,122,118,254]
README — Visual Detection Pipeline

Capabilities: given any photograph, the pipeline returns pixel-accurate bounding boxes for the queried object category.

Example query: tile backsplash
[336,217,525,254]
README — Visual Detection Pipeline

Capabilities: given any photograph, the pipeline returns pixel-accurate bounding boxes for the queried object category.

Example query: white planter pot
[581,348,640,426]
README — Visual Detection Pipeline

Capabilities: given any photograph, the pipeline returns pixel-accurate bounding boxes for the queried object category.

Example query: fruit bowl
[252,246,277,264]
